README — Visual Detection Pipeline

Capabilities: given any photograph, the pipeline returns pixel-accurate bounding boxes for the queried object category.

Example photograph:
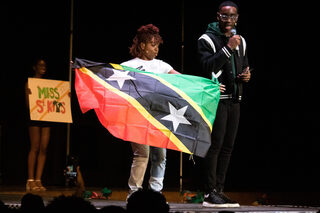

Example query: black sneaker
[219,191,240,207]
[202,189,229,207]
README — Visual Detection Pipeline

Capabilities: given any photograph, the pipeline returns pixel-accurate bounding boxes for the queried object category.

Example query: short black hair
[218,1,239,12]
[127,189,169,213]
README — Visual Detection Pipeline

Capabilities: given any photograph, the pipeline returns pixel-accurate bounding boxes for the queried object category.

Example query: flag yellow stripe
[142,73,212,131]
[110,63,212,132]
[79,67,192,154]
[109,63,123,70]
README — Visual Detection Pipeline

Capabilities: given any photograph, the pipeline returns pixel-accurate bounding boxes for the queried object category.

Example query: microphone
[230,28,239,54]
[230,28,237,36]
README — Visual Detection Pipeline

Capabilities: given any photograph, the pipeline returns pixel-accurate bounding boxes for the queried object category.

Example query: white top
[121,58,173,74]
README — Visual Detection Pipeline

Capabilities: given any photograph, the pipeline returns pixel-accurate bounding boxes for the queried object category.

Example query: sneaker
[218,191,240,207]
[202,189,230,207]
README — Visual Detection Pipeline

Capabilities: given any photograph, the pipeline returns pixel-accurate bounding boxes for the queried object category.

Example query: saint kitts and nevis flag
[74,58,220,157]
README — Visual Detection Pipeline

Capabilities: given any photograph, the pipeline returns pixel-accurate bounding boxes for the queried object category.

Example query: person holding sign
[25,58,51,191]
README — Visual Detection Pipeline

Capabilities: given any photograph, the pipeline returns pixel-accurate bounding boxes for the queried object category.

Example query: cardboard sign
[28,78,73,123]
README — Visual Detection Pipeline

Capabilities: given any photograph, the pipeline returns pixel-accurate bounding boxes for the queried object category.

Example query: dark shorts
[28,120,54,127]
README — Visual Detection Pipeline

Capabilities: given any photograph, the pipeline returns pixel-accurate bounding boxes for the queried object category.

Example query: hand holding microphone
[227,28,241,50]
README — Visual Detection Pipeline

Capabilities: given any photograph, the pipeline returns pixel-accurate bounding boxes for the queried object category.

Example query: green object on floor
[190,191,204,203]
[83,191,92,199]
[102,187,112,198]
[182,190,204,203]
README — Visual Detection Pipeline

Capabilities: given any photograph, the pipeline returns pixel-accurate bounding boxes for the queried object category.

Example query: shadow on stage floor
[0,185,319,212]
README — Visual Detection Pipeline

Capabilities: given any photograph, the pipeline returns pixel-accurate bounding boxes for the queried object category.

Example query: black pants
[204,99,240,193]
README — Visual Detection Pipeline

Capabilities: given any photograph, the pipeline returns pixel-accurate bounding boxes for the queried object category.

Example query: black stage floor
[1,186,319,213]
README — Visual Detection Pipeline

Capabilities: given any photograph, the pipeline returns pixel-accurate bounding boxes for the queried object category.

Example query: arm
[168,69,181,74]
[25,82,31,109]
[197,36,233,77]
[237,40,251,82]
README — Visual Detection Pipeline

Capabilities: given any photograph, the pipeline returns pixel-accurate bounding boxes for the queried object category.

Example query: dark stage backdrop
[1,1,319,193]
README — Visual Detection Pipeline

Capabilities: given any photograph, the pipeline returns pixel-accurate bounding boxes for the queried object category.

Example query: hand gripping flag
[74,58,220,157]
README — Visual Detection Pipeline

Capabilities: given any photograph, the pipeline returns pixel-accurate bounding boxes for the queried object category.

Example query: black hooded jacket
[197,22,249,102]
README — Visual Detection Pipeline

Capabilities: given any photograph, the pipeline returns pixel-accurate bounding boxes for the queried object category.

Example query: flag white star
[106,69,136,89]
[161,102,191,132]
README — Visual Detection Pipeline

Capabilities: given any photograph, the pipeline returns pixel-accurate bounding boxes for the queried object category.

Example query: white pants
[128,142,166,192]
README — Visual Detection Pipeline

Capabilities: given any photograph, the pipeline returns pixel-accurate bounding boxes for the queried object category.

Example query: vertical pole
[179,0,185,194]
[66,0,74,158]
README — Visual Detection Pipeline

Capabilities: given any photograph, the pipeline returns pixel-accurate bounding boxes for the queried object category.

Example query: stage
[0,186,319,212]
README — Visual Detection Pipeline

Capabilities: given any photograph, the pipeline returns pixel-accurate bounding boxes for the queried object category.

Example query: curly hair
[129,24,163,58]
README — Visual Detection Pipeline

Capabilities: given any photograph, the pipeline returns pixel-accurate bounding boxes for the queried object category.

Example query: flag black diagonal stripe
[93,66,211,157]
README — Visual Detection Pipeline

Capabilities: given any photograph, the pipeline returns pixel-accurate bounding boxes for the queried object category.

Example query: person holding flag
[74,26,220,201]
[121,24,180,199]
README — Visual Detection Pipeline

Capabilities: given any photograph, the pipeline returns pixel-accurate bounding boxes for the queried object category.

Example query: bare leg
[28,126,41,180]
[35,127,50,180]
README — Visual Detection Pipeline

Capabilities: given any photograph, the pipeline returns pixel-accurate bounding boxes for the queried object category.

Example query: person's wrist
[226,45,234,52]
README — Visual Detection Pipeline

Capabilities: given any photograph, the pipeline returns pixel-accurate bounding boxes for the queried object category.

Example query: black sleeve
[240,37,249,70]
[197,34,233,78]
